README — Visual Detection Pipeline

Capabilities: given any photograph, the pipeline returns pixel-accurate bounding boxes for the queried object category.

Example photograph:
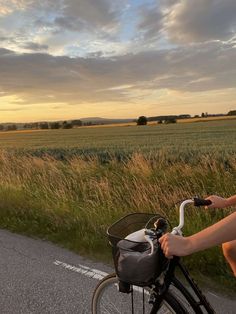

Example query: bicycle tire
[92,273,188,314]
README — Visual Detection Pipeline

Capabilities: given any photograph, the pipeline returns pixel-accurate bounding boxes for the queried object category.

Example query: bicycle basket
[107,213,169,287]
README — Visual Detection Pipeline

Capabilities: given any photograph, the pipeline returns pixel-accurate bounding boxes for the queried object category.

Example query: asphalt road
[0,229,235,314]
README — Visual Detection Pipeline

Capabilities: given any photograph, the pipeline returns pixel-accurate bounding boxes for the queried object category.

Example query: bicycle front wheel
[92,273,187,314]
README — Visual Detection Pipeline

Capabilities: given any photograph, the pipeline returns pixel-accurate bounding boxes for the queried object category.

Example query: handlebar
[171,197,212,236]
[126,197,213,254]
[193,197,212,207]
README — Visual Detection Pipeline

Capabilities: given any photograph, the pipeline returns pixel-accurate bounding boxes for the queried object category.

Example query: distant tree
[164,118,177,124]
[194,115,199,118]
[157,120,163,124]
[178,114,191,119]
[83,122,93,126]
[23,123,34,129]
[228,110,236,116]
[62,121,73,129]
[7,124,17,131]
[50,122,60,129]
[0,124,4,131]
[201,112,208,118]
[137,116,148,125]
[71,120,82,127]
[39,122,49,129]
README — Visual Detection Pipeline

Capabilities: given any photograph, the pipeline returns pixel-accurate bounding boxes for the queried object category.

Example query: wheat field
[0,119,236,289]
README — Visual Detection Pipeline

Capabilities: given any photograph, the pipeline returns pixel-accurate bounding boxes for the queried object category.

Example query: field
[0,119,236,289]
[0,119,236,156]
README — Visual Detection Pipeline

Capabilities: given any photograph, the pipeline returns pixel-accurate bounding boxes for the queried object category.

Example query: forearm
[188,211,236,254]
[226,195,236,206]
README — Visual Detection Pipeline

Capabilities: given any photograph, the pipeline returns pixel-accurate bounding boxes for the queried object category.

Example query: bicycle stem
[171,199,194,236]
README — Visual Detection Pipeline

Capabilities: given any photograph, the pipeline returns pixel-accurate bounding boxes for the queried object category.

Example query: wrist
[183,237,195,255]
[225,196,236,207]
[225,198,231,207]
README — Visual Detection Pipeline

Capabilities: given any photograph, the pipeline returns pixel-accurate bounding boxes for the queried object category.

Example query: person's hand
[159,233,192,258]
[205,195,229,209]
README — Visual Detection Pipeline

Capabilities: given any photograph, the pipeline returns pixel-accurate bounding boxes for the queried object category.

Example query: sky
[0,0,236,122]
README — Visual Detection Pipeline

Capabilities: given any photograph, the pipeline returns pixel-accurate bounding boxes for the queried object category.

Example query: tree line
[0,120,83,131]
[0,119,118,131]
[136,110,236,125]
[0,110,235,131]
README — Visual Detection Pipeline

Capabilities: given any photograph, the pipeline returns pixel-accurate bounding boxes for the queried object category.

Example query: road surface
[0,229,235,313]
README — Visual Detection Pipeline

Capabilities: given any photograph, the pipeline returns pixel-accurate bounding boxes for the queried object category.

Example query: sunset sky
[0,0,236,122]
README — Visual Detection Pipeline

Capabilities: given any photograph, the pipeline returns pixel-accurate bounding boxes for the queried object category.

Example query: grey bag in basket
[116,239,162,286]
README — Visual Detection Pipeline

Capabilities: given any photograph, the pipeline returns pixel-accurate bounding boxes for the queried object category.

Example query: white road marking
[208,292,221,299]
[53,260,109,280]
[53,260,149,294]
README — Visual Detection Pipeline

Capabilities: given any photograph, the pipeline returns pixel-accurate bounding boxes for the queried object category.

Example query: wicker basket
[107,213,169,287]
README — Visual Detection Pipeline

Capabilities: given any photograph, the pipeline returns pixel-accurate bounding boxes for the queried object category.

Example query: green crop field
[0,119,236,290]
[0,119,236,159]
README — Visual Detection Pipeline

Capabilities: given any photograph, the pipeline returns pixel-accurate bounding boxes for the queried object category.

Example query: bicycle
[92,197,217,313]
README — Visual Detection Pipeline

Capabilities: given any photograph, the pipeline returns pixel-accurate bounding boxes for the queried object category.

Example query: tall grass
[0,150,235,289]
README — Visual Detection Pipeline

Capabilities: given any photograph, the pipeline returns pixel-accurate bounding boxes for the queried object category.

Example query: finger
[164,249,173,259]
[205,204,213,209]
[159,233,168,244]
[162,243,170,256]
[160,238,168,251]
[205,197,214,208]
[160,242,165,253]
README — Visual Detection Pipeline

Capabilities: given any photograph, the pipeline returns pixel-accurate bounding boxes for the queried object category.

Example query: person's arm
[206,194,236,208]
[159,211,236,258]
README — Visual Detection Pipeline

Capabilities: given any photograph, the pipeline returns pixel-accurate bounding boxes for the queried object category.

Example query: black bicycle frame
[151,257,179,313]
[151,257,216,314]
[174,262,216,314]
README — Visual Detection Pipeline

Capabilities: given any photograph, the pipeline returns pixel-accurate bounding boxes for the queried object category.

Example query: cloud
[0,108,23,111]
[137,3,164,41]
[136,0,236,45]
[0,0,127,57]
[0,48,14,55]
[1,0,236,59]
[0,0,34,15]
[0,0,235,115]
[0,41,235,108]
[21,42,48,51]
[60,0,122,31]
[165,0,236,43]
[34,0,124,37]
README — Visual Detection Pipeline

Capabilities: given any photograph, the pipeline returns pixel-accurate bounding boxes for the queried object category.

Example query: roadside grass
[0,151,235,291]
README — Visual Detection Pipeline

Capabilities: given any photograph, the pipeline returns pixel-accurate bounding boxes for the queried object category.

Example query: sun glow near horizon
[0,0,236,122]
[1,89,236,123]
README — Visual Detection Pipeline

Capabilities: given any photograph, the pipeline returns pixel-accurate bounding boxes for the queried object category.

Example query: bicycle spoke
[92,275,185,314]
